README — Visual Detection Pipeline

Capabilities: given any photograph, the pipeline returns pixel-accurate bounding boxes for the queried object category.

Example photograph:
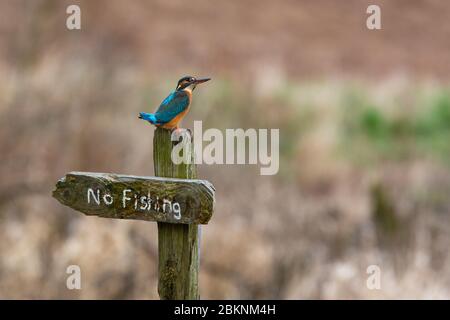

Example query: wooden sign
[52,171,215,225]
[52,127,213,299]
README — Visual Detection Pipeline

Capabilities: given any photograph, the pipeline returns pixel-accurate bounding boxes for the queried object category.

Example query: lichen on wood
[52,172,215,225]
[154,127,202,300]
[51,126,213,300]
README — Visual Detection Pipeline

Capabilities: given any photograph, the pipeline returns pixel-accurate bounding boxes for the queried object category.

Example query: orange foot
[170,127,192,144]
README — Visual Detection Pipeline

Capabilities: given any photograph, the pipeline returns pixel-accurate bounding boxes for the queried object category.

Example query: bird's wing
[154,91,190,124]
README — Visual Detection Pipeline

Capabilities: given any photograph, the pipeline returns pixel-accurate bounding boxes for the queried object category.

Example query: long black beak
[194,78,211,84]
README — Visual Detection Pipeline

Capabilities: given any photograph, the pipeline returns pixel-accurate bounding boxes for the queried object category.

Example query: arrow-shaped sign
[53,172,215,224]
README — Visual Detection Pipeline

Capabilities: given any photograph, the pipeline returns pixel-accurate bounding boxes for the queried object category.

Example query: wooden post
[153,127,200,300]
[52,127,214,300]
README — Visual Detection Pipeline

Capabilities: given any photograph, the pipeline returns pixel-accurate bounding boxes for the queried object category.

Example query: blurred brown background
[1,0,450,299]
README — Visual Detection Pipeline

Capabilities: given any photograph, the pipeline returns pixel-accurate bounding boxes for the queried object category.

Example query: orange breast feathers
[160,89,192,129]
[160,107,190,129]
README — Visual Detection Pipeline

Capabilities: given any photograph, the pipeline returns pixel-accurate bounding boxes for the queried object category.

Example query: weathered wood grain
[154,127,201,300]
[52,171,215,225]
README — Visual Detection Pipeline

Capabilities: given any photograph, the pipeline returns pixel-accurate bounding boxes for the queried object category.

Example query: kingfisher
[139,76,210,130]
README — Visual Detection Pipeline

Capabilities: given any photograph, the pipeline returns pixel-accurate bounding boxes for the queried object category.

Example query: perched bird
[139,76,210,130]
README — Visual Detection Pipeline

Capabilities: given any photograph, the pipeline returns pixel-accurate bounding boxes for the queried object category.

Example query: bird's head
[176,76,210,92]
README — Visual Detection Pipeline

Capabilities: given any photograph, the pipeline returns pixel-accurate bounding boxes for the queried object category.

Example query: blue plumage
[138,112,157,124]
[155,91,190,123]
[139,90,190,125]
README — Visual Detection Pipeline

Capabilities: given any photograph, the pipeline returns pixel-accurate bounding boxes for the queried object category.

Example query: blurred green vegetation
[340,86,450,164]
[188,80,450,174]
[177,80,450,177]
[189,79,316,177]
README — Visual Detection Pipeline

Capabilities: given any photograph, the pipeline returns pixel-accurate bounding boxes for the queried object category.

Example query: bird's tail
[138,112,157,124]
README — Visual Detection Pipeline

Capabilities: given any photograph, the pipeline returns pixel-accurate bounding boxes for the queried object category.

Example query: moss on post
[153,128,200,300]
